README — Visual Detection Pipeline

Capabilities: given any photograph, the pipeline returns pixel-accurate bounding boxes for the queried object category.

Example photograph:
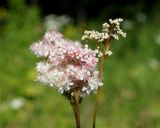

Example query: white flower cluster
[43,14,71,31]
[94,46,112,58]
[30,31,103,97]
[105,50,113,56]
[109,18,126,39]
[82,18,126,42]
[82,30,109,42]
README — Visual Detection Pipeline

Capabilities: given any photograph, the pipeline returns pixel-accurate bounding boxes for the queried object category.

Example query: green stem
[92,55,105,128]
[92,37,112,128]
[70,100,77,124]
[74,91,81,128]
[92,87,101,128]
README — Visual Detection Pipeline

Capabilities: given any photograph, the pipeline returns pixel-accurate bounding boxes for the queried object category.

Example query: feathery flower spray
[82,18,126,128]
[30,18,126,128]
[30,31,102,128]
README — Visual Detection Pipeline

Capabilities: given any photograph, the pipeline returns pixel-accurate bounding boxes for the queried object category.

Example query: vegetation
[0,0,160,128]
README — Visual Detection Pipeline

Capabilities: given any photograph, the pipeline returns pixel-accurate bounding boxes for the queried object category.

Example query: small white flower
[98,52,103,57]
[105,50,112,56]
[155,34,160,45]
[99,82,103,87]
[148,58,159,70]
[82,87,87,91]
[10,98,25,110]
[94,49,99,54]
[84,44,89,48]
[69,82,74,86]
[58,87,64,93]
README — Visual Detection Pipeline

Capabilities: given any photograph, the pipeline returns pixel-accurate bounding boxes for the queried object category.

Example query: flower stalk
[82,18,126,128]
[74,91,81,128]
[69,91,81,128]
[30,31,103,128]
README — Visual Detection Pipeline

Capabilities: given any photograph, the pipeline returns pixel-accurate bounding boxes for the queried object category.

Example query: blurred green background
[0,0,160,128]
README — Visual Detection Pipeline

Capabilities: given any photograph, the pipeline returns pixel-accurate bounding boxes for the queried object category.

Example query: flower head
[30,31,102,97]
[82,18,126,42]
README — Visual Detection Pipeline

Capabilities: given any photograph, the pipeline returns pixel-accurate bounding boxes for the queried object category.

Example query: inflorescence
[30,18,126,98]
[30,18,126,128]
[82,18,126,42]
[81,18,126,58]
[30,31,103,97]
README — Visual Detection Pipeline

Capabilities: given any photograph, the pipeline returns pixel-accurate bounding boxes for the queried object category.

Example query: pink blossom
[30,31,103,96]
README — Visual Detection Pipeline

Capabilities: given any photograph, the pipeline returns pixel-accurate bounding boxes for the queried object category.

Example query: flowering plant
[30,18,126,128]
[82,18,126,128]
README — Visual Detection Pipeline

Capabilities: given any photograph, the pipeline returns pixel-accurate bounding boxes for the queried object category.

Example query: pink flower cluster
[30,31,103,96]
